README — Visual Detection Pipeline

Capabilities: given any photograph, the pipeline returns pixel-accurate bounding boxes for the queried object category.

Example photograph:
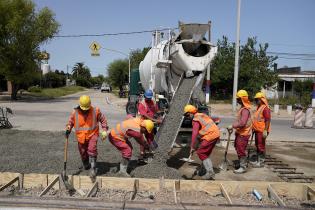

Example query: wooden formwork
[0,172,314,208]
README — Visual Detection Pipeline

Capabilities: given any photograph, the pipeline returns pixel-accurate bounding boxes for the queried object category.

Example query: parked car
[93,85,100,90]
[101,83,111,92]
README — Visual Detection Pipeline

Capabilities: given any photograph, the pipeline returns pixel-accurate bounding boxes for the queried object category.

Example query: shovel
[247,132,255,166]
[180,151,195,163]
[219,128,232,171]
[61,137,75,192]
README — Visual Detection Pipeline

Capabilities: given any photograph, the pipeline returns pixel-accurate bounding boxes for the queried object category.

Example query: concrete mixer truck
[127,21,218,148]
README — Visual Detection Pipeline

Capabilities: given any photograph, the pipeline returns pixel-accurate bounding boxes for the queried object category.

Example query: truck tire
[126,101,137,116]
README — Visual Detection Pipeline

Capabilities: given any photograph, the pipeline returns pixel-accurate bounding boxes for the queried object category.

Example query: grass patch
[29,86,86,98]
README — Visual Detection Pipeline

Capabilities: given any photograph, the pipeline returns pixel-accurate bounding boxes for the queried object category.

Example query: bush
[28,86,42,93]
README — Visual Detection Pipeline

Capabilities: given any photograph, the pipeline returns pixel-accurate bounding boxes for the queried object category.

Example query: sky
[33,0,315,76]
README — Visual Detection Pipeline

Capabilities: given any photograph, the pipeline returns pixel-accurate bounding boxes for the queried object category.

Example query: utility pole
[232,0,241,111]
[206,21,211,104]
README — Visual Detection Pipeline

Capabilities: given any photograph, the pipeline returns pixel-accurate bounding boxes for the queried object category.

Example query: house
[276,67,315,98]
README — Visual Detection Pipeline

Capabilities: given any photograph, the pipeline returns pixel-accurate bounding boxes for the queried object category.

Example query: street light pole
[232,0,241,112]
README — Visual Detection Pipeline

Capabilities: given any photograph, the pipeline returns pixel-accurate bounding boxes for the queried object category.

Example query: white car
[101,83,111,92]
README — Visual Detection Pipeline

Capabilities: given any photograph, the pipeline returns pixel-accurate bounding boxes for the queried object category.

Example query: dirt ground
[0,129,314,182]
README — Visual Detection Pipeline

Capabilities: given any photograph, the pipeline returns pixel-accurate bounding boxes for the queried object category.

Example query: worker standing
[251,92,271,167]
[184,105,220,180]
[65,95,108,180]
[137,89,161,157]
[108,118,154,176]
[228,90,252,174]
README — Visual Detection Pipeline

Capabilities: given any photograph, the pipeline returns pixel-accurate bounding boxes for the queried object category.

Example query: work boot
[118,158,130,177]
[201,158,215,180]
[252,153,265,168]
[82,159,91,170]
[234,157,247,174]
[89,156,97,181]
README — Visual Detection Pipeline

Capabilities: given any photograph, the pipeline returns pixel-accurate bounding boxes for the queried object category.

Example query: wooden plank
[39,176,59,197]
[85,180,99,198]
[267,184,286,207]
[0,176,19,191]
[180,180,221,196]
[100,177,134,191]
[174,180,180,204]
[130,179,139,201]
[23,173,47,189]
[18,174,24,190]
[220,183,232,204]
[0,172,20,186]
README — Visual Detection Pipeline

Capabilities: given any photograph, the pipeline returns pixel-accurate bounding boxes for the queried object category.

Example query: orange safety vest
[235,107,252,136]
[110,118,142,142]
[253,105,271,133]
[193,113,220,141]
[73,106,100,144]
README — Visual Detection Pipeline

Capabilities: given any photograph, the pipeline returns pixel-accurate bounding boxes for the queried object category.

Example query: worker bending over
[66,95,108,180]
[228,90,252,174]
[184,105,220,180]
[108,117,154,176]
[251,92,271,167]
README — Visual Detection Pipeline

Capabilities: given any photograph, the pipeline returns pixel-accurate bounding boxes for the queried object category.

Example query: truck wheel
[126,101,137,116]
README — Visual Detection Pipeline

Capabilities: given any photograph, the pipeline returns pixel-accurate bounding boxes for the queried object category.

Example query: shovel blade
[219,161,228,171]
[180,158,195,163]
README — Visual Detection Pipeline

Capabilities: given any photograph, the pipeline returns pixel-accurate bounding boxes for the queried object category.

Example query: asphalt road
[1,89,126,131]
[1,89,315,142]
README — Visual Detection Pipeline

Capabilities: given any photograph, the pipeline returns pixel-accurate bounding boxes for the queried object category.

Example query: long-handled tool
[219,128,232,171]
[180,153,195,163]
[61,137,75,192]
[247,132,255,166]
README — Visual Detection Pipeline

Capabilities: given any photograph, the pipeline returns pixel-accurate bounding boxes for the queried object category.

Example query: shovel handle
[64,137,69,163]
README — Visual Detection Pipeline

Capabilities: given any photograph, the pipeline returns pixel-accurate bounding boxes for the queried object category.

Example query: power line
[53,27,176,38]
[267,51,315,57]
[277,56,315,61]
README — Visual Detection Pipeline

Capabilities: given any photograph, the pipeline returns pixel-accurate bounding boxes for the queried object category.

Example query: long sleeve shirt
[191,121,200,149]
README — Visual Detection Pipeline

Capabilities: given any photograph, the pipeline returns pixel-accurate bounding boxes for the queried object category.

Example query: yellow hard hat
[140,120,154,133]
[254,92,265,99]
[236,90,248,98]
[184,104,197,114]
[79,95,91,110]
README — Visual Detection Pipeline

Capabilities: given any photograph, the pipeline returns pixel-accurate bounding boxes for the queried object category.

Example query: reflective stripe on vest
[255,105,266,122]
[194,115,215,135]
[75,108,97,131]
[236,107,252,136]
[112,118,141,140]
[194,113,215,136]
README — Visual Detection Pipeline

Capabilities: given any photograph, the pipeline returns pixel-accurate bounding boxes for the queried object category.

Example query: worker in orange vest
[228,90,252,174]
[251,92,271,167]
[65,95,108,179]
[184,104,220,180]
[108,118,154,176]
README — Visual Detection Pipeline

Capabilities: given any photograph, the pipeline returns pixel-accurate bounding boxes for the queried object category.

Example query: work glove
[263,130,268,139]
[65,129,71,138]
[101,131,108,141]
[227,125,233,132]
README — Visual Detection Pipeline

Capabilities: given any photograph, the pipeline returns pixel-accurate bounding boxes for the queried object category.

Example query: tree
[91,74,106,86]
[43,71,65,88]
[72,62,91,80]
[107,59,128,90]
[0,0,59,99]
[210,36,278,99]
[130,47,150,69]
[292,80,313,106]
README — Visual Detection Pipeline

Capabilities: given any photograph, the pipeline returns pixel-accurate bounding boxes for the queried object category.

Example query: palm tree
[72,62,91,79]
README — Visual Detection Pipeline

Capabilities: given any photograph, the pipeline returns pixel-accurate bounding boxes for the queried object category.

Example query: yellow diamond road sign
[90,41,101,56]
